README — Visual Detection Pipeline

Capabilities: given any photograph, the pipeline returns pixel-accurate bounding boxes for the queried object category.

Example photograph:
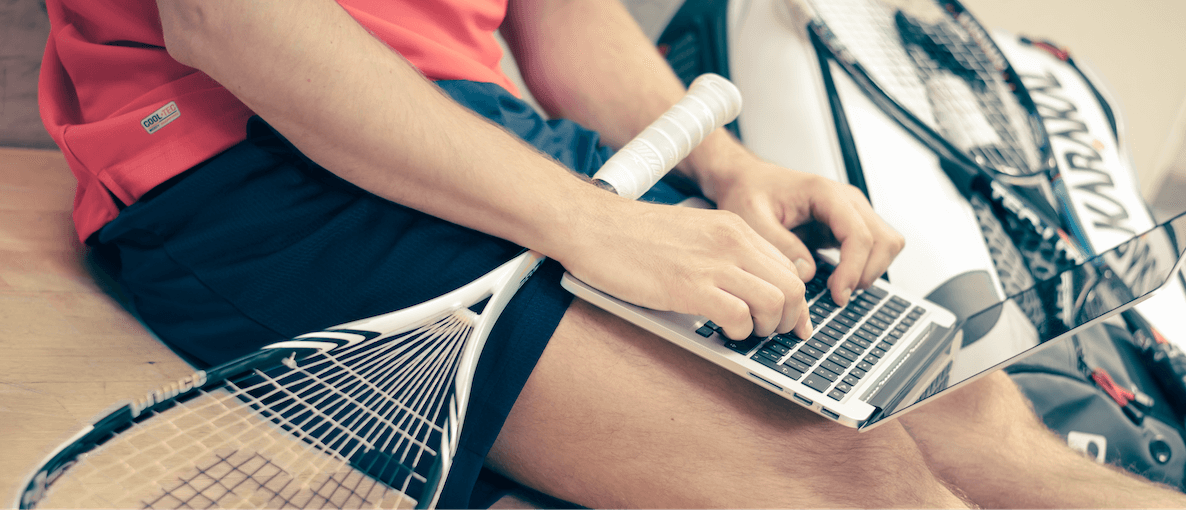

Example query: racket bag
[994,31,1186,488]
[642,0,1186,488]
[1004,322,1186,489]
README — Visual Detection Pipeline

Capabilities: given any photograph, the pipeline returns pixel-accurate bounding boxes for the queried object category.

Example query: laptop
[561,211,1186,431]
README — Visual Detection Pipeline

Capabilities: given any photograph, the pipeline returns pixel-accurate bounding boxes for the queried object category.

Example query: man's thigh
[486,299,969,508]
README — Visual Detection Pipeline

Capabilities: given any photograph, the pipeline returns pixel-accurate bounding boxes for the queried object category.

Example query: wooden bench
[0,147,193,502]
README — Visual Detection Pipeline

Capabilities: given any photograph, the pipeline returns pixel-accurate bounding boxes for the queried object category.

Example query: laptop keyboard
[694,263,926,402]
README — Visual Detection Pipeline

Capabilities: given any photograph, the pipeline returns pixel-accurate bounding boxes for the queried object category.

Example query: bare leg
[900,370,1186,508]
[487,300,968,508]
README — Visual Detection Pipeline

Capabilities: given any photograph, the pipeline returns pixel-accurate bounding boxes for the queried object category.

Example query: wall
[0,0,53,148]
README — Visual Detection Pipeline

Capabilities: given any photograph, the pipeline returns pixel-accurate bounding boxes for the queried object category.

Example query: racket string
[813,0,1045,177]
[232,312,475,503]
[304,315,472,497]
[173,311,473,507]
[38,311,478,509]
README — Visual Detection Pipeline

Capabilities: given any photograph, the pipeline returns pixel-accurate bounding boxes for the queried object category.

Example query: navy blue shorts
[95,80,687,508]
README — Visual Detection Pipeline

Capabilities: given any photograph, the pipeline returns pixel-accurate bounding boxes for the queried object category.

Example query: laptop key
[791,351,818,367]
[828,389,847,401]
[811,332,838,347]
[853,329,877,343]
[849,300,874,313]
[856,293,881,307]
[822,326,846,340]
[866,317,892,331]
[820,360,846,377]
[842,374,860,386]
[834,346,860,362]
[773,334,801,346]
[843,340,867,355]
[803,373,833,393]
[846,336,871,351]
[863,286,889,299]
[769,335,798,349]
[798,344,826,360]
[765,342,791,355]
[812,368,837,382]
[808,339,833,353]
[784,357,812,374]
[827,352,853,368]
[756,348,783,363]
[724,336,763,354]
[775,365,804,380]
[840,309,863,322]
[753,353,780,368]
[754,354,804,380]
[832,315,857,329]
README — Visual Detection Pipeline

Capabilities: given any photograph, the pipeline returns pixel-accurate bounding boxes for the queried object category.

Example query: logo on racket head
[130,370,208,417]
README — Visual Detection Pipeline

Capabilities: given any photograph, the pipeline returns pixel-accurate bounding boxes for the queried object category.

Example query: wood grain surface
[0,147,192,505]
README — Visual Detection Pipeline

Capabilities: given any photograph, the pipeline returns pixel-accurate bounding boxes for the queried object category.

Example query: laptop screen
[864,211,1186,427]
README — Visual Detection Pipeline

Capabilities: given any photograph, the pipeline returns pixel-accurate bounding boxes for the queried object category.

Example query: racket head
[802,0,1055,182]
[16,253,546,509]
[17,340,438,508]
[798,0,1091,263]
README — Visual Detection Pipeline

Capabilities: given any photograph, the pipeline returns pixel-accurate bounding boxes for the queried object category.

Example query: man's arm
[154,0,807,339]
[501,0,905,311]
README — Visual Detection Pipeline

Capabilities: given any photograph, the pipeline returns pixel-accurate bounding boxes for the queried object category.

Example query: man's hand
[555,151,904,342]
[555,197,811,341]
[709,155,905,307]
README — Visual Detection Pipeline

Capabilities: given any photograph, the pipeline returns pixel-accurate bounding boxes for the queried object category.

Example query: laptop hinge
[865,323,957,413]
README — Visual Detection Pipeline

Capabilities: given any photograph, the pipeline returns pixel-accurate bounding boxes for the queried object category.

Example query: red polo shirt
[40,0,515,242]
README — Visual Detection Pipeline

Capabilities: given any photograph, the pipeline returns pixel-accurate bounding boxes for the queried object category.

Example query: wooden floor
[0,148,192,504]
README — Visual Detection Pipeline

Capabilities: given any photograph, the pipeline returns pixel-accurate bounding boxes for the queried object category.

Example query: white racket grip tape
[591,73,742,200]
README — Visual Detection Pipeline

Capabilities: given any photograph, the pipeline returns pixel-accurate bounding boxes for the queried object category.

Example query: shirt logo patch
[141,101,180,134]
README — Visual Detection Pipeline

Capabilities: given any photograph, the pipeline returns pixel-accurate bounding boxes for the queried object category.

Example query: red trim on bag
[1032,40,1071,62]
[1091,368,1135,407]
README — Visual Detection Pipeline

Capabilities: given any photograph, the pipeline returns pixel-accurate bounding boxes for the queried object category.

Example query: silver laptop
[562,211,1186,431]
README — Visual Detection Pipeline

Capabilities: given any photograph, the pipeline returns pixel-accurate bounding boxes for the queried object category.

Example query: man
[40,0,1186,507]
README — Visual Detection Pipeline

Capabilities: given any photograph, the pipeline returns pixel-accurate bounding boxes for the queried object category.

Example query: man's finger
[749,213,817,283]
[716,267,790,338]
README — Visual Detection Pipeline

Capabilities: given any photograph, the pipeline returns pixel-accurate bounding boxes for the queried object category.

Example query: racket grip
[591,73,743,200]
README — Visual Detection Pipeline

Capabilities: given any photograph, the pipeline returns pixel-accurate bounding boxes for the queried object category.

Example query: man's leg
[900,370,1186,508]
[486,299,969,508]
